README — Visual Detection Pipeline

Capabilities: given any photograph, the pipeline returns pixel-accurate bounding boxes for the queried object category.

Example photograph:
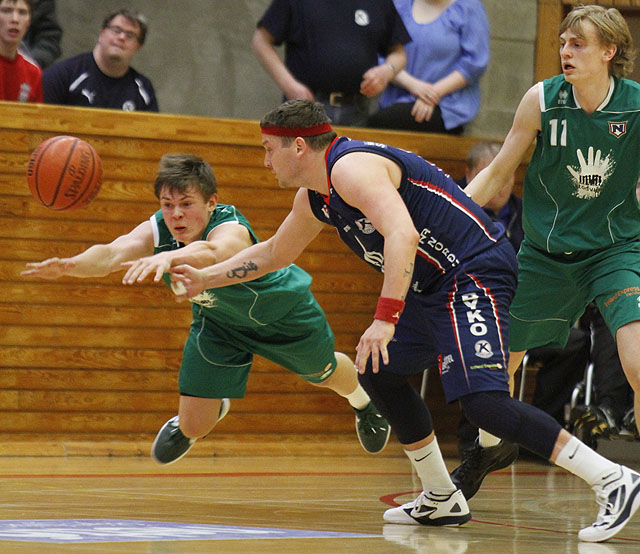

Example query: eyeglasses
[106,25,139,42]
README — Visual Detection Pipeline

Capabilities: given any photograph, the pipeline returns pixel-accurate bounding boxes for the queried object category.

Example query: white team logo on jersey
[354,10,370,26]
[566,146,614,200]
[558,90,568,105]
[18,83,31,102]
[81,89,96,104]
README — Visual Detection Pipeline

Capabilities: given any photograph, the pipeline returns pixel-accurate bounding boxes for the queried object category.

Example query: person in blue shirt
[368,0,489,134]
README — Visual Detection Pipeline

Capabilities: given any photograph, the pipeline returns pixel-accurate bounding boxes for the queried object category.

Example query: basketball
[26,135,103,211]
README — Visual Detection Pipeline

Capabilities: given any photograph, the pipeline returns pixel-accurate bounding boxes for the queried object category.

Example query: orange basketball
[26,135,103,211]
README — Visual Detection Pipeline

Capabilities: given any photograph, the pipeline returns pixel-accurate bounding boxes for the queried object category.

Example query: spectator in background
[252,0,410,126]
[368,0,489,134]
[20,0,61,68]
[43,7,158,111]
[457,141,523,251]
[0,0,42,102]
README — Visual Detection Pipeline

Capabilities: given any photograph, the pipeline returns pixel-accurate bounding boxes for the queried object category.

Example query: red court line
[0,469,561,479]
[0,471,413,479]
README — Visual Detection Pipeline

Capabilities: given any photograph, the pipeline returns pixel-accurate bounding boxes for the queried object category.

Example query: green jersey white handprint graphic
[522,75,640,253]
[567,146,615,200]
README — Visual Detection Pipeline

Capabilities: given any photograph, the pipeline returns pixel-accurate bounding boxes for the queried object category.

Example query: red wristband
[374,297,405,324]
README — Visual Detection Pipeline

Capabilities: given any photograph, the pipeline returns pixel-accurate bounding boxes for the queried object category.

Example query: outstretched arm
[465,84,541,206]
[21,221,154,280]
[171,189,325,297]
[121,222,253,285]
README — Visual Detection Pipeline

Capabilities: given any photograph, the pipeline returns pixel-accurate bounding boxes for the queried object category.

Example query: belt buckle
[329,92,344,107]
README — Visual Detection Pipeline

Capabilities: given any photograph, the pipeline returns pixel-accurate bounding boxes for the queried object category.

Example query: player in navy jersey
[168,100,640,541]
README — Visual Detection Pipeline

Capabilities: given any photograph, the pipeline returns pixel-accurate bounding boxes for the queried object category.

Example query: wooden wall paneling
[0,101,510,455]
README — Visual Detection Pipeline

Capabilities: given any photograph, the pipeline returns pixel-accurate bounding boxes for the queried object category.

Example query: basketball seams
[26,135,102,211]
[50,138,80,209]
[63,142,102,211]
[29,135,70,207]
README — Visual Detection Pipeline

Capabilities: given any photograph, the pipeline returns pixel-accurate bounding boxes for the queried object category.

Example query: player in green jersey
[452,5,640,541]
[21,153,391,462]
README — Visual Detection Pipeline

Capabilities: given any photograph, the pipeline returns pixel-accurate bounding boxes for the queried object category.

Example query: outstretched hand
[169,264,207,301]
[121,253,171,285]
[354,319,396,374]
[21,257,76,279]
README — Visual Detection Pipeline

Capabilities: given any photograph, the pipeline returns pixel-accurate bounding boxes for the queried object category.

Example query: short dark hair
[260,100,337,150]
[2,0,33,16]
[102,8,148,45]
[153,154,217,200]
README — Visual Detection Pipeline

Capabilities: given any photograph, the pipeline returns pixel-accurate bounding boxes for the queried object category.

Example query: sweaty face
[159,186,217,245]
[97,14,142,64]
[261,134,299,189]
[0,0,30,54]
[559,20,614,83]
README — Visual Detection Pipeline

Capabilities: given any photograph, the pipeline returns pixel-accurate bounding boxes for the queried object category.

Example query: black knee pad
[459,390,562,459]
[358,370,434,445]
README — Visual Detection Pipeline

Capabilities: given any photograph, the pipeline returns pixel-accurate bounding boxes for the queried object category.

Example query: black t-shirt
[43,52,159,112]
[258,0,410,94]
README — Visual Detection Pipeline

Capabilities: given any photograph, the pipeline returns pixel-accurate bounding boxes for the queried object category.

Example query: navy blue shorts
[380,240,517,403]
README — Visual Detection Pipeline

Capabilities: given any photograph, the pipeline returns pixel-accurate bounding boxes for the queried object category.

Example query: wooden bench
[0,101,525,457]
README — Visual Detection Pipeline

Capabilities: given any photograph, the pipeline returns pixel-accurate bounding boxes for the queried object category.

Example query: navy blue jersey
[43,52,158,112]
[307,137,507,293]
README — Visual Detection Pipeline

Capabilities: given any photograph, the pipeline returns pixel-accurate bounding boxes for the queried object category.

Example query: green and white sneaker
[151,398,230,464]
[354,401,391,454]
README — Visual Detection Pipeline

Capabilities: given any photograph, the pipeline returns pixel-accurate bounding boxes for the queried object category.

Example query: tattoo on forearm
[226,260,258,279]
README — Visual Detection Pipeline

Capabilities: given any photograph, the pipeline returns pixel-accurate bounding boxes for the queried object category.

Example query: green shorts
[509,239,640,351]
[178,292,337,398]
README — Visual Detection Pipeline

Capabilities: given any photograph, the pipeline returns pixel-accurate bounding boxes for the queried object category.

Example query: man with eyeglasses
[42,7,158,111]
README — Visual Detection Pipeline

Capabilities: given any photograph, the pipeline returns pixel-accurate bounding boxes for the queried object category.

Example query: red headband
[261,123,334,137]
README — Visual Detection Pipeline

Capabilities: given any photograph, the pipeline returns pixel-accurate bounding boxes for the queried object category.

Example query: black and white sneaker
[578,465,640,542]
[383,489,471,526]
[450,438,518,500]
[151,399,230,465]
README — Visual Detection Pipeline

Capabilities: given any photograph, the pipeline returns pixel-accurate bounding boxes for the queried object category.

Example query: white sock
[554,435,618,486]
[344,385,370,410]
[405,437,456,494]
[479,429,501,448]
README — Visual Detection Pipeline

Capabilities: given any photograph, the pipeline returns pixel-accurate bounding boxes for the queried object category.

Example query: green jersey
[523,75,640,253]
[151,204,313,328]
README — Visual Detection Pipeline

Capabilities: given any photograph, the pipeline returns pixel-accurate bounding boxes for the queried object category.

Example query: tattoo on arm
[401,262,414,300]
[226,260,259,279]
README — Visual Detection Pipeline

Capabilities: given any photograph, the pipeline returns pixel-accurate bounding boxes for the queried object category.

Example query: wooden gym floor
[0,448,638,553]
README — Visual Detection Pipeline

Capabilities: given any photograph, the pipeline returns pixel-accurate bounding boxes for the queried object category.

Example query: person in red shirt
[0,0,42,102]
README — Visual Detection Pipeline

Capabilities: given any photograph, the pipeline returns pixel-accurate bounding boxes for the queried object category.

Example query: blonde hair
[560,4,635,78]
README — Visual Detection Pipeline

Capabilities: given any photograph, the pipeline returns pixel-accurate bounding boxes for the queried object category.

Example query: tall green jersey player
[455,6,640,539]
